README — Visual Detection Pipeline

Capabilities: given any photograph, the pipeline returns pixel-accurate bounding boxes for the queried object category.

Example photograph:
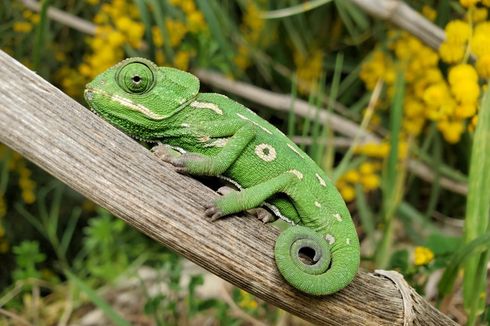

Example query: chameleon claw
[204,203,224,221]
[248,207,276,224]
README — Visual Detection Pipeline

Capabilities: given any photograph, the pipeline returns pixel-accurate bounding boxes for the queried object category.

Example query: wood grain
[0,51,456,325]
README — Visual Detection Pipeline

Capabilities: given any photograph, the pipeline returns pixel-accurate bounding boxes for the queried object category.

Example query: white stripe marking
[288,169,304,180]
[287,143,305,159]
[111,94,168,120]
[315,173,327,187]
[190,101,223,115]
[236,113,273,135]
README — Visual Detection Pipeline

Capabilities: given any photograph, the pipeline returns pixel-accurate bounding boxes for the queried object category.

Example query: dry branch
[348,0,445,50]
[0,51,457,325]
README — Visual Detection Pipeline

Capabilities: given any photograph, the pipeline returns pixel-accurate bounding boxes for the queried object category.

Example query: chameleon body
[84,57,360,295]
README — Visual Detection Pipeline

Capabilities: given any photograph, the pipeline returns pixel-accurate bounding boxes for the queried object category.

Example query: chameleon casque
[84,57,360,295]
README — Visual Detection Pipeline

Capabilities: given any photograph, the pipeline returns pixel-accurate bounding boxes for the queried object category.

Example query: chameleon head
[84,57,199,140]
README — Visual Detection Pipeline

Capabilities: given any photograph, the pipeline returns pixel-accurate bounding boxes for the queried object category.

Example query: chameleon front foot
[152,143,207,174]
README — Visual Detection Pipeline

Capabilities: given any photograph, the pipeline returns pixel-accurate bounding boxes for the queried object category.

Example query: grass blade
[66,271,131,326]
[463,85,490,325]
[375,70,405,267]
[261,0,334,19]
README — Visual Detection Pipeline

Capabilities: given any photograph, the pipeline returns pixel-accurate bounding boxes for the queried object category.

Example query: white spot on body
[325,234,336,245]
[346,238,351,245]
[255,143,277,162]
[314,201,321,208]
[315,173,327,187]
[288,169,304,180]
[181,123,190,128]
[204,138,229,148]
[199,135,211,142]
[287,143,305,159]
[110,94,168,120]
[334,213,342,222]
[236,113,273,135]
[190,101,223,115]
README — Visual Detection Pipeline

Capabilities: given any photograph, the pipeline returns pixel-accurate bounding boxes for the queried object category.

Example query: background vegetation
[0,0,489,324]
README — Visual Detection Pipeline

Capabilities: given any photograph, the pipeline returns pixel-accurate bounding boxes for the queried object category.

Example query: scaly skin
[84,57,360,295]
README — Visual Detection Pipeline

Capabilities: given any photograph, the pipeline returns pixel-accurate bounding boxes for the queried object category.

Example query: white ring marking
[255,143,277,162]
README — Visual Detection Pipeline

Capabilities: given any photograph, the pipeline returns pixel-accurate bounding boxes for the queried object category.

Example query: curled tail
[274,225,360,295]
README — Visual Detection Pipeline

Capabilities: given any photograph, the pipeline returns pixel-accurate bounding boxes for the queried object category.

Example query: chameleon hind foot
[204,202,224,221]
[213,186,276,223]
[248,208,276,223]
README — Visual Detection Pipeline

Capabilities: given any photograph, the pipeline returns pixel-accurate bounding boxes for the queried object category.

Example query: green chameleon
[84,57,360,295]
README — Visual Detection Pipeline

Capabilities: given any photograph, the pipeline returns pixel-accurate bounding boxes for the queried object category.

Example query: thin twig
[347,0,445,50]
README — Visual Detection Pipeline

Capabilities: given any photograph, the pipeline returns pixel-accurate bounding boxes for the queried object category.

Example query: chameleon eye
[116,61,155,94]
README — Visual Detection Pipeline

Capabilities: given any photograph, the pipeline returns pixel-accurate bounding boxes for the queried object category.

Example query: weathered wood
[0,51,456,325]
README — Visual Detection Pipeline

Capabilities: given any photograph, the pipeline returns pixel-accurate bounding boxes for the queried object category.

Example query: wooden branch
[195,69,468,195]
[0,51,456,325]
[21,0,96,35]
[348,0,445,50]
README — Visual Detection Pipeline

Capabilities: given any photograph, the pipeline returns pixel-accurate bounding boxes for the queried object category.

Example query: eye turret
[116,61,156,94]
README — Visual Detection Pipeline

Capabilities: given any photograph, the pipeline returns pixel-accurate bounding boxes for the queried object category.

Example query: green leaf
[463,85,490,325]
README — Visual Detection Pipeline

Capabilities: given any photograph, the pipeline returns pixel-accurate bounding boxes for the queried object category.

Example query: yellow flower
[469,7,488,22]
[13,22,32,33]
[166,19,188,47]
[460,0,480,7]
[423,82,450,107]
[238,290,258,310]
[476,54,490,78]
[445,20,471,44]
[469,115,479,132]
[344,170,360,183]
[439,42,465,63]
[455,103,477,118]
[187,11,206,33]
[472,22,490,57]
[22,190,36,205]
[107,31,125,46]
[448,64,478,85]
[422,5,437,21]
[152,26,164,47]
[413,246,434,266]
[450,81,480,104]
[174,50,191,70]
[361,174,380,191]
[359,162,376,175]
[339,184,355,202]
[438,120,465,143]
